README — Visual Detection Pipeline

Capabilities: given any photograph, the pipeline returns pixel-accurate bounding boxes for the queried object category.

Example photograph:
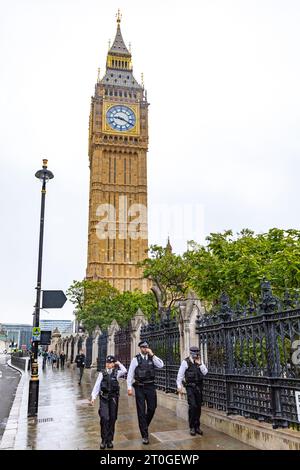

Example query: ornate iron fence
[114,325,132,370]
[140,310,181,393]
[196,281,300,430]
[85,335,93,368]
[97,331,108,371]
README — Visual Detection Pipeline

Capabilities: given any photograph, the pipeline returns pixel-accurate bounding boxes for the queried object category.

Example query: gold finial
[129,42,132,53]
[108,39,111,49]
[141,73,144,87]
[42,159,48,168]
[116,9,122,24]
[97,67,100,83]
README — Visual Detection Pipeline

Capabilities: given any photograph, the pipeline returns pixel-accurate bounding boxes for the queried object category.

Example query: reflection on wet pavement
[12,361,254,450]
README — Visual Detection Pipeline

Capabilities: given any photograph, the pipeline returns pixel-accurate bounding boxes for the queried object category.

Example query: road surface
[0,354,21,439]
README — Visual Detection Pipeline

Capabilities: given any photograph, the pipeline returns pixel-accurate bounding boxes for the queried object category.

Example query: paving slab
[1,358,255,450]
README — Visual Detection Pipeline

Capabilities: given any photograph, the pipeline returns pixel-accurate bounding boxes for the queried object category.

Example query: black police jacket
[134,354,155,383]
[100,369,120,396]
[184,357,205,388]
[75,354,85,368]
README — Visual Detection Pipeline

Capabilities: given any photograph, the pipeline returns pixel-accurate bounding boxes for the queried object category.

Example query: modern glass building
[39,319,73,335]
[1,324,32,349]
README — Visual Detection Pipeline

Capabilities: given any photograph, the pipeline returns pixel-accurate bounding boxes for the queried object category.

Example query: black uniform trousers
[99,394,119,443]
[186,384,202,430]
[134,382,157,438]
[78,366,84,383]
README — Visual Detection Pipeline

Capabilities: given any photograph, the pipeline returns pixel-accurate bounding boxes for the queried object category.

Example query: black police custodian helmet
[190,346,200,355]
[106,355,116,363]
[138,340,149,348]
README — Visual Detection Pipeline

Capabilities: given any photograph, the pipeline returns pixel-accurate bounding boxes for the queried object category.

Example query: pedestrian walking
[47,351,52,364]
[75,349,85,384]
[127,340,164,445]
[51,352,57,369]
[91,355,127,449]
[176,346,208,436]
[60,351,66,369]
[42,350,47,370]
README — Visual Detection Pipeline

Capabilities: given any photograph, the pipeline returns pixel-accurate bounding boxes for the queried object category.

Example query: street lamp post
[28,159,54,417]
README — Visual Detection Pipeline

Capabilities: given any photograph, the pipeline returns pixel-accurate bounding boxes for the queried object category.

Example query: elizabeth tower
[86,12,149,293]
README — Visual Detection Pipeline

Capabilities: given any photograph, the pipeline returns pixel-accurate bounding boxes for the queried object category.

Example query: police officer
[91,355,126,449]
[177,346,208,436]
[127,340,164,444]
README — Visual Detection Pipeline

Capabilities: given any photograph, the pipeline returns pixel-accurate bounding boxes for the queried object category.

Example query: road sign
[42,290,67,309]
[32,327,41,341]
[40,330,52,345]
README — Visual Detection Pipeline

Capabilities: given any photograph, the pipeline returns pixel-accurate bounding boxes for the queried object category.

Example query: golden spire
[116,9,122,24]
[108,39,111,49]
[97,68,100,83]
[129,42,132,53]
[141,72,144,87]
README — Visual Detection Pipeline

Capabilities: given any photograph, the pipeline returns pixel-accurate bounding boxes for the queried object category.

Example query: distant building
[39,319,73,335]
[0,325,9,352]
[2,324,32,349]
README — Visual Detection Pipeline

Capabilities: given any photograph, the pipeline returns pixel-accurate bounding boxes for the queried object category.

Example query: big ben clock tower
[86,11,149,293]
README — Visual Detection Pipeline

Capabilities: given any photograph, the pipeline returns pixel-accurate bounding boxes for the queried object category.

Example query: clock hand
[115,114,130,124]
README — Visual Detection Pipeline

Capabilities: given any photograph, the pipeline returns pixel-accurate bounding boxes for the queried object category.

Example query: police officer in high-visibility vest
[177,346,208,436]
[91,355,127,449]
[127,340,164,445]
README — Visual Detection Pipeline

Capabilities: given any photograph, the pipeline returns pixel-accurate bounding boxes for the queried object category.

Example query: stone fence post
[92,326,101,368]
[50,327,61,353]
[107,320,120,356]
[178,293,205,361]
[130,308,148,358]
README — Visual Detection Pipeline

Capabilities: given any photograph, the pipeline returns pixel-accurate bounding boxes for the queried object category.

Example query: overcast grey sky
[1,0,300,325]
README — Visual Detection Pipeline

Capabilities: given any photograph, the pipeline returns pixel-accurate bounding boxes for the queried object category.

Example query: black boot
[100,441,106,449]
[195,428,203,435]
[107,442,114,448]
[190,428,196,436]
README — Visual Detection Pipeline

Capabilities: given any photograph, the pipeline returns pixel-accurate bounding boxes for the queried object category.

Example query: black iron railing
[114,326,131,370]
[97,331,108,371]
[140,310,181,393]
[196,281,300,430]
[85,335,93,368]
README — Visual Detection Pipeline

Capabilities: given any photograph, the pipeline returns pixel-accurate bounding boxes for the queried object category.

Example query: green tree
[67,279,156,333]
[76,290,156,332]
[139,245,191,309]
[66,279,118,311]
[184,228,300,306]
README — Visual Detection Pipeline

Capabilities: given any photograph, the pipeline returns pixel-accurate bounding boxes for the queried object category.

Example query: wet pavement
[3,360,254,450]
[0,354,21,439]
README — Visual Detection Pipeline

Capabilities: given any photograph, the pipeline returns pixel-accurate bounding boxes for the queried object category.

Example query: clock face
[106,105,136,132]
